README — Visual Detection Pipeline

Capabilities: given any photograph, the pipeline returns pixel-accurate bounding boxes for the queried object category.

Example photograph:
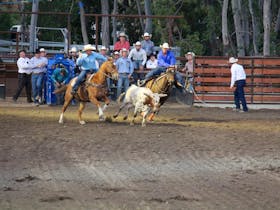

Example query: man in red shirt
[114,32,130,51]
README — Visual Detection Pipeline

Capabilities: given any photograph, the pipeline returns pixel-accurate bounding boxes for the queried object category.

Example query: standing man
[182,52,195,93]
[39,48,48,104]
[114,32,130,51]
[30,49,47,105]
[229,57,248,112]
[12,50,33,103]
[128,41,147,82]
[141,32,155,58]
[115,48,134,98]
[71,44,107,95]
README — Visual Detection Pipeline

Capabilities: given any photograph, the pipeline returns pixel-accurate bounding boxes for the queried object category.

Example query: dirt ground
[1,98,280,210]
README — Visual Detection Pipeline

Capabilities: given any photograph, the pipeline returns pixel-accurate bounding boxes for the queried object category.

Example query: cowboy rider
[138,42,185,90]
[71,44,107,95]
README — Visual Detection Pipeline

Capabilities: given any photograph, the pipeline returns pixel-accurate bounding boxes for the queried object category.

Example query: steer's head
[144,92,167,113]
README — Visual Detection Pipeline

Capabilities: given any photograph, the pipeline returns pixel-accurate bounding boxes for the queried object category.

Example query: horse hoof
[113,114,118,118]
[59,120,63,124]
[79,120,86,125]
[142,123,146,127]
[123,116,128,120]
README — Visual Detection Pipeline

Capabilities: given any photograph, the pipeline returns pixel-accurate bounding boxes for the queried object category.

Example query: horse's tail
[53,84,68,94]
[117,92,125,104]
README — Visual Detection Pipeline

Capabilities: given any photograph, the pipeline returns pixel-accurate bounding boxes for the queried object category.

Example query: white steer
[113,85,167,127]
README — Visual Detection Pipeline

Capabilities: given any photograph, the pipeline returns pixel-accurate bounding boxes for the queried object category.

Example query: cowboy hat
[39,48,46,52]
[229,57,238,64]
[120,48,129,53]
[114,51,120,55]
[118,32,127,38]
[160,43,170,49]
[142,32,152,38]
[134,41,141,46]
[185,52,195,57]
[69,47,77,53]
[99,46,107,51]
[83,44,96,51]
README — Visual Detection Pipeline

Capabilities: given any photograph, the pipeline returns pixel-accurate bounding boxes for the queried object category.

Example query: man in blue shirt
[139,43,185,89]
[71,44,107,95]
[52,66,70,105]
[115,48,134,98]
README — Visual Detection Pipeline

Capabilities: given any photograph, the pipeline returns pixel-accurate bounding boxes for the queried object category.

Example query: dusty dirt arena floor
[0,98,280,210]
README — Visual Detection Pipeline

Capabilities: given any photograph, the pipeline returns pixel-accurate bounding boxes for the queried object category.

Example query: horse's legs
[78,102,86,125]
[102,96,110,112]
[89,97,104,121]
[59,92,73,124]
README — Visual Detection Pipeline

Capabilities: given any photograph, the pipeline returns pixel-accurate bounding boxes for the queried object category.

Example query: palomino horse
[57,59,118,124]
[144,67,176,120]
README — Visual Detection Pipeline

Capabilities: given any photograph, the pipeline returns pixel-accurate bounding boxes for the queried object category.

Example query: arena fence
[1,56,280,104]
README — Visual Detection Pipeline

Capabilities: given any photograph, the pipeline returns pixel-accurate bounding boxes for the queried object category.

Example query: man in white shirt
[128,41,147,83]
[13,50,33,103]
[229,57,248,112]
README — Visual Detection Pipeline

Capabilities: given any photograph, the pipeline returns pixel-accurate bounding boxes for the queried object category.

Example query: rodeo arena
[1,8,280,210]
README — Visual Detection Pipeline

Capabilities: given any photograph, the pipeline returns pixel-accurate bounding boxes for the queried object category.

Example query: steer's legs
[113,102,127,118]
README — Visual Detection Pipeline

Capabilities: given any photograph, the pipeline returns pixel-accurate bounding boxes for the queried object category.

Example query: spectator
[68,47,80,76]
[113,51,120,64]
[115,48,134,98]
[39,48,48,104]
[229,57,248,112]
[146,53,158,69]
[128,41,147,82]
[12,50,33,103]
[141,32,155,58]
[71,44,107,95]
[30,49,48,106]
[96,46,108,68]
[114,32,130,51]
[51,66,70,105]
[182,52,195,93]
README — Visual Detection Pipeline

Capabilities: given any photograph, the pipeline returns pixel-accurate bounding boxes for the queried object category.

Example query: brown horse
[57,59,118,124]
[144,67,176,120]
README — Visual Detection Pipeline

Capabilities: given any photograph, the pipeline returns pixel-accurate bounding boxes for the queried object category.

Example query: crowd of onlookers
[13,31,195,106]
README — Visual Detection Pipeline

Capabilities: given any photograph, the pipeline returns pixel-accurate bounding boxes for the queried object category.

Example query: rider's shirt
[76,52,107,72]
[157,50,176,68]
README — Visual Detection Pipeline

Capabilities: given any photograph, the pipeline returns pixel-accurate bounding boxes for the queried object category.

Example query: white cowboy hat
[118,32,127,38]
[160,43,170,49]
[229,57,238,64]
[83,44,96,51]
[134,41,141,46]
[120,48,128,53]
[99,46,107,51]
[142,32,152,38]
[185,52,195,57]
[39,48,46,52]
[114,51,120,55]
[69,47,77,53]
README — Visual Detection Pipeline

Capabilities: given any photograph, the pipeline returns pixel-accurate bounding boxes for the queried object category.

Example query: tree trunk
[263,0,271,56]
[136,0,144,32]
[241,6,250,54]
[144,0,152,33]
[231,0,245,56]
[79,1,88,44]
[29,0,39,53]
[248,0,260,55]
[275,7,280,38]
[101,0,110,50]
[112,0,118,44]
[222,0,229,56]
